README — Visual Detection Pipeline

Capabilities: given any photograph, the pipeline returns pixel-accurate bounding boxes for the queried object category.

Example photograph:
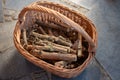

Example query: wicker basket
[13,1,97,78]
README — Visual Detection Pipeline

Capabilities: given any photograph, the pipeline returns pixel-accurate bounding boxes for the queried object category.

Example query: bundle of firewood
[20,20,89,69]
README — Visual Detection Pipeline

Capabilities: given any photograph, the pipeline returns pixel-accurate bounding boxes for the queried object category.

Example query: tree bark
[31,32,72,47]
[27,44,76,53]
[32,50,77,62]
[23,29,28,45]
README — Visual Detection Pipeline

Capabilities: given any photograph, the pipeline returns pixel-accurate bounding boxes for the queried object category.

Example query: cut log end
[55,61,67,68]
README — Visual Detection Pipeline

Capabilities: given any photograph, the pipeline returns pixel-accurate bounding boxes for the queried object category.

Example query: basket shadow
[0,48,50,80]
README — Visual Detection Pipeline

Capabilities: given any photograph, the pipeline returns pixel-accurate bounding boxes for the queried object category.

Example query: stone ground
[0,0,120,80]
[0,0,4,22]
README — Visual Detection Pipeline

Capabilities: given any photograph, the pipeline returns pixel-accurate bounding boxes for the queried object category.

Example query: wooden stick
[34,40,76,53]
[34,51,77,62]
[27,44,76,53]
[23,29,28,45]
[77,34,83,57]
[34,41,46,46]
[72,39,79,50]
[52,30,59,37]
[31,32,72,47]
[72,40,86,51]
[58,36,67,42]
[48,28,53,36]
[35,20,67,31]
[38,26,47,35]
[50,20,69,28]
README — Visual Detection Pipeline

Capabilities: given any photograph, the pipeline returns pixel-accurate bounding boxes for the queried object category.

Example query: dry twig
[31,31,72,47]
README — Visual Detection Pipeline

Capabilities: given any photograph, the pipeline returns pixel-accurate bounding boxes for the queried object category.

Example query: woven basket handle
[18,3,96,52]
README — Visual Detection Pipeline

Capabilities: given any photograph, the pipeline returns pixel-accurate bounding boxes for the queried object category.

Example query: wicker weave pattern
[13,1,97,78]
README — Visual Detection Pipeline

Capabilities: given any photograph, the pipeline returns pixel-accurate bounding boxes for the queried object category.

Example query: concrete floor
[0,0,120,80]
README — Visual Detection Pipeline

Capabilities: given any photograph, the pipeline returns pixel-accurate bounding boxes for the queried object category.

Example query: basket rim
[13,22,96,78]
[13,1,97,78]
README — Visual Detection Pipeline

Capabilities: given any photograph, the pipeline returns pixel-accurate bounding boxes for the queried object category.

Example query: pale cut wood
[55,61,67,68]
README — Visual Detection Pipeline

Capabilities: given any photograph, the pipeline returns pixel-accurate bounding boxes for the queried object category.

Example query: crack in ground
[94,57,112,80]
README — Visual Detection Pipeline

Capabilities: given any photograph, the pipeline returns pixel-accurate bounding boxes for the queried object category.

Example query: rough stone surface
[0,0,4,22]
[4,16,13,22]
[4,9,15,17]
[3,9,19,21]
[0,21,16,51]
[12,12,19,20]
[12,11,20,20]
